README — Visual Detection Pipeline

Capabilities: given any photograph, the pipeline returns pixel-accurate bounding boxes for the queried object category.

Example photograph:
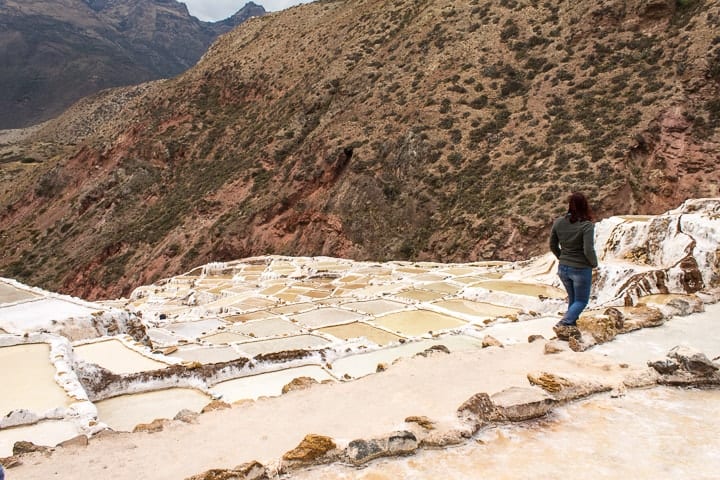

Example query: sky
[180,0,315,21]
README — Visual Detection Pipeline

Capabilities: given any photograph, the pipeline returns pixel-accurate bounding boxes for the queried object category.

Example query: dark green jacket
[549,216,599,268]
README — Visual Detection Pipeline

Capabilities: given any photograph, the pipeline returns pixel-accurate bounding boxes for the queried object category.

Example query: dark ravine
[0,0,719,300]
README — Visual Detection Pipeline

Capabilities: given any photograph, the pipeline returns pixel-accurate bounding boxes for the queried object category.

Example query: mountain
[0,0,719,300]
[0,0,265,128]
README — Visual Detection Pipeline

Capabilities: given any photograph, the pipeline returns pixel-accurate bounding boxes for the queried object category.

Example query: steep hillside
[1,0,719,299]
[0,0,265,128]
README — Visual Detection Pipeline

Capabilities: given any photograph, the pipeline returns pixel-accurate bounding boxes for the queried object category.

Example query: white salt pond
[0,298,98,332]
[593,303,720,366]
[340,299,408,316]
[212,365,334,402]
[290,308,367,328]
[0,420,80,457]
[95,388,211,432]
[317,322,403,346]
[289,387,720,479]
[479,317,560,345]
[235,335,331,357]
[0,343,71,415]
[230,317,303,337]
[165,319,227,338]
[73,339,169,374]
[169,345,243,364]
[330,335,484,379]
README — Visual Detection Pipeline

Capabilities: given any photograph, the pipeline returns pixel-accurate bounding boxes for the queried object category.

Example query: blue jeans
[558,264,592,325]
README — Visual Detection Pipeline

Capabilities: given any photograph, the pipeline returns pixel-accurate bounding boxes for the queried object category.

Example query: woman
[549,192,598,327]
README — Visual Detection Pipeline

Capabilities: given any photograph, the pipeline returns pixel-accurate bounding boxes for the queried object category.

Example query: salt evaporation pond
[235,335,331,357]
[0,343,71,415]
[229,317,303,337]
[95,388,211,432]
[331,335,484,379]
[289,387,720,479]
[433,299,521,320]
[0,421,79,457]
[373,310,467,336]
[473,280,566,298]
[593,303,720,366]
[0,281,39,304]
[73,339,169,374]
[212,365,334,402]
[317,322,403,346]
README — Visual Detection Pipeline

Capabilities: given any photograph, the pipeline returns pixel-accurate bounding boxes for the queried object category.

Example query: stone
[414,345,450,357]
[133,418,166,433]
[202,400,232,413]
[490,387,556,421]
[281,434,338,470]
[456,392,500,430]
[667,346,719,376]
[577,313,618,344]
[12,441,50,456]
[544,341,566,354]
[174,409,200,423]
[418,428,469,448]
[344,431,417,466]
[527,372,611,402]
[568,333,597,352]
[281,376,318,394]
[376,363,388,372]
[620,305,665,332]
[186,461,267,480]
[553,324,581,341]
[405,415,435,430]
[0,456,21,469]
[57,435,89,448]
[528,334,545,343]
[482,335,503,348]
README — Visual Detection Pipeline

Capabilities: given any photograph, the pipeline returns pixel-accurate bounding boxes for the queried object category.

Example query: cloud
[180,0,314,21]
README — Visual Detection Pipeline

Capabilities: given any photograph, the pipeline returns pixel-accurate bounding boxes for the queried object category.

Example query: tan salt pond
[473,280,566,298]
[290,308,367,329]
[394,289,447,302]
[95,388,211,432]
[420,282,462,294]
[341,299,408,315]
[230,318,303,337]
[236,335,331,357]
[291,388,720,479]
[73,340,168,374]
[433,299,520,320]
[0,343,71,415]
[0,420,79,457]
[317,322,403,346]
[0,281,39,304]
[271,303,315,315]
[373,310,467,336]
[212,365,334,402]
[224,311,278,323]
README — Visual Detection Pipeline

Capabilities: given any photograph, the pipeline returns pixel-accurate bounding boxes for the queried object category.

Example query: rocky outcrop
[281,376,318,395]
[527,372,612,402]
[650,346,720,386]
